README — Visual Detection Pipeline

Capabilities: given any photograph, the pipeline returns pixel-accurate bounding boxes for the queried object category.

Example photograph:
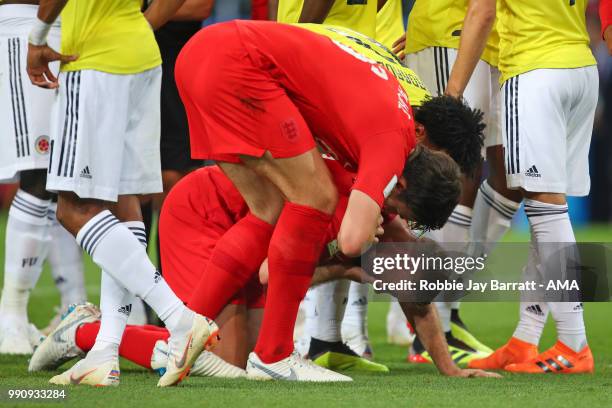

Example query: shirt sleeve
[351,131,406,207]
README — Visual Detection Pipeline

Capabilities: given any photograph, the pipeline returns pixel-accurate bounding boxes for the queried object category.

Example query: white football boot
[151,340,245,379]
[49,359,120,387]
[157,314,219,387]
[29,303,101,372]
[246,350,352,382]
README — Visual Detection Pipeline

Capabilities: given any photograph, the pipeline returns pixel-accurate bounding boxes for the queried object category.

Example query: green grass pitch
[0,212,610,408]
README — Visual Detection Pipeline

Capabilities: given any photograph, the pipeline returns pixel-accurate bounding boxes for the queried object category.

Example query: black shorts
[156,22,204,171]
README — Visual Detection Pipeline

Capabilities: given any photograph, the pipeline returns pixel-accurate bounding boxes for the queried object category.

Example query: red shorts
[159,169,265,309]
[175,23,315,163]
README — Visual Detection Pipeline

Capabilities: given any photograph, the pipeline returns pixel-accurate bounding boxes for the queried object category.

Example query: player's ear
[415,122,427,144]
[396,175,408,192]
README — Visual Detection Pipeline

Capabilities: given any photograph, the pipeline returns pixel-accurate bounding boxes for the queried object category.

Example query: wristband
[28,18,52,46]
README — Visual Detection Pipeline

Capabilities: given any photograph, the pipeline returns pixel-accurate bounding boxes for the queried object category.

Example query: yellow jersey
[277,0,377,38]
[300,23,431,106]
[375,0,404,50]
[497,0,596,83]
[404,0,499,67]
[60,0,161,74]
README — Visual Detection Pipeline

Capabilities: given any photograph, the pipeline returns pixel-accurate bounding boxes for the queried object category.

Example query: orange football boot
[468,337,538,370]
[505,341,594,374]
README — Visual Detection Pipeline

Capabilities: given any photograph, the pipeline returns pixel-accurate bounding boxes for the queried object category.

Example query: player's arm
[338,190,384,257]
[445,0,496,97]
[145,0,188,30]
[171,0,214,21]
[298,0,335,23]
[26,0,77,89]
[400,302,501,378]
[602,0,612,55]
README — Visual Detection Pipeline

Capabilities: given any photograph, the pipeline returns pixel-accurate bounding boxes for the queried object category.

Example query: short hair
[414,95,485,176]
[400,146,461,231]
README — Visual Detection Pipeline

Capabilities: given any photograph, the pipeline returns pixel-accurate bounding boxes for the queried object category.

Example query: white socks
[91,222,145,354]
[310,280,349,342]
[520,199,587,352]
[441,204,473,242]
[548,302,587,352]
[469,180,521,256]
[75,211,190,337]
[47,203,86,309]
[0,190,51,323]
[514,241,549,345]
[341,282,369,339]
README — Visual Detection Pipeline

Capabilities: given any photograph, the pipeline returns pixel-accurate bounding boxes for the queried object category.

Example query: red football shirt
[235,21,417,207]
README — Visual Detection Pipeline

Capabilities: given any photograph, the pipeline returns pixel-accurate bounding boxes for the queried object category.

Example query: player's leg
[74,201,145,379]
[505,67,597,374]
[187,162,281,321]
[41,201,87,334]
[219,150,349,382]
[342,282,372,357]
[0,171,51,354]
[0,10,60,353]
[46,69,216,387]
[307,280,388,372]
[469,67,522,256]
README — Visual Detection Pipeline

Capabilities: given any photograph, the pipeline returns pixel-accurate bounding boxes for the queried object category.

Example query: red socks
[188,213,274,319]
[254,202,333,363]
[75,322,169,369]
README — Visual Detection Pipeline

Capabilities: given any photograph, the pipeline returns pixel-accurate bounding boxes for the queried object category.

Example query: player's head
[413,95,485,176]
[385,146,461,231]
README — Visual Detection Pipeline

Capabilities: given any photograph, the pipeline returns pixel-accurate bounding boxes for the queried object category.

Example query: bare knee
[486,146,523,203]
[522,191,566,205]
[56,192,107,235]
[249,191,285,224]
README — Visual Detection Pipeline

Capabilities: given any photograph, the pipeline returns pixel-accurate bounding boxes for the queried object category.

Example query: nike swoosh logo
[155,347,170,358]
[70,368,97,385]
[251,361,298,380]
[53,314,92,343]
[175,334,192,369]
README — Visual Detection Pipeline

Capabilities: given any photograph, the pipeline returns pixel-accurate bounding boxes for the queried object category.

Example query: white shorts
[47,67,163,202]
[502,66,598,196]
[404,46,502,148]
[0,5,60,182]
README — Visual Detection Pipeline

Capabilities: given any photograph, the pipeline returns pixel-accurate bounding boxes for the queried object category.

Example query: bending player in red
[30,163,499,380]
[174,20,485,382]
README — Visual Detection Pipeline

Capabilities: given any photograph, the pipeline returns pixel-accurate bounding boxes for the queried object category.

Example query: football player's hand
[392,33,406,60]
[374,214,384,241]
[27,43,77,89]
[605,25,612,56]
[450,368,502,378]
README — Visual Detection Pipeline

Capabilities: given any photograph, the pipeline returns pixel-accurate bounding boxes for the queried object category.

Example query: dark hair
[414,95,485,176]
[400,146,461,231]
